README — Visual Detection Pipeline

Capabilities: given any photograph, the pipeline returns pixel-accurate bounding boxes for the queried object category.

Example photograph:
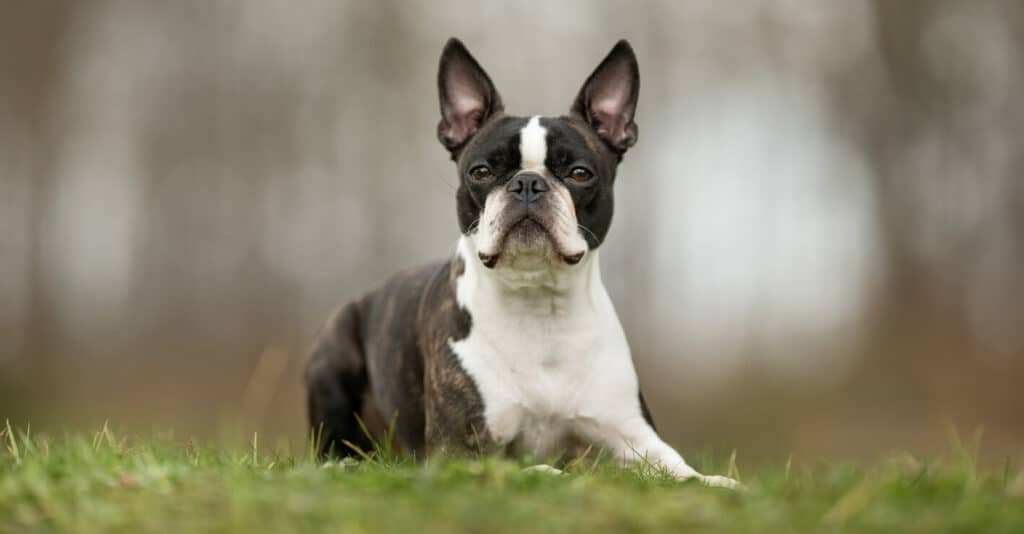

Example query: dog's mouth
[478,214,584,268]
[506,217,547,244]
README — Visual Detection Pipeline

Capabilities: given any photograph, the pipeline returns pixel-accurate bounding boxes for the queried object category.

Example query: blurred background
[2,0,1022,464]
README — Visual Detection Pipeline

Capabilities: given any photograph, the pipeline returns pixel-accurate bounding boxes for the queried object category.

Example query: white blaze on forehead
[519,116,548,171]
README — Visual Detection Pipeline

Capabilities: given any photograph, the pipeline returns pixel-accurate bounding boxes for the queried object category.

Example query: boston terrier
[305,38,739,488]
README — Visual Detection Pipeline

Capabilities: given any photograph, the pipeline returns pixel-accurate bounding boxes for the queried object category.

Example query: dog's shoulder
[354,259,453,343]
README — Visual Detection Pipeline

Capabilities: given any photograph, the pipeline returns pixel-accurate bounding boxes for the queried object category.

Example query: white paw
[522,464,564,475]
[699,474,745,491]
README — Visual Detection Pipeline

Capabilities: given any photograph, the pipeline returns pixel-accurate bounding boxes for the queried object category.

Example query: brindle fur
[306,257,491,458]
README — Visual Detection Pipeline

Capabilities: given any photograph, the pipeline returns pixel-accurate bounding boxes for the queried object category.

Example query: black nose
[506,172,549,203]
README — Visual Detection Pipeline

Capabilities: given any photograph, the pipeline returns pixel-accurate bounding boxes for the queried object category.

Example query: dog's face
[436,39,639,271]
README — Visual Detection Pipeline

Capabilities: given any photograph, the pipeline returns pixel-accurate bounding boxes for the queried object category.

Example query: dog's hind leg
[305,301,374,459]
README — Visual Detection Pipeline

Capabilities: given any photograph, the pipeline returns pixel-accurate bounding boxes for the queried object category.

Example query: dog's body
[305,39,738,488]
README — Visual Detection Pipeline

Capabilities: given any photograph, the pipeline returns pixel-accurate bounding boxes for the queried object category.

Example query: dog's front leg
[423,354,494,457]
[577,415,741,489]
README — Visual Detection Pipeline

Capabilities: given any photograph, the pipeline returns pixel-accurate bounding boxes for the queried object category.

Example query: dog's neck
[455,235,603,316]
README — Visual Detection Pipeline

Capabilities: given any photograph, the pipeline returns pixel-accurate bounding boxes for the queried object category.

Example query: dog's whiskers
[576,222,599,243]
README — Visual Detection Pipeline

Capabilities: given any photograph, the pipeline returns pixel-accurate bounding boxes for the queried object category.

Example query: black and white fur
[305,38,738,488]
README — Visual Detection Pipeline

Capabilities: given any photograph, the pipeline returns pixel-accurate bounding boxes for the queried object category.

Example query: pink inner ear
[592,85,628,116]
[446,80,487,137]
[591,91,630,141]
[575,45,638,149]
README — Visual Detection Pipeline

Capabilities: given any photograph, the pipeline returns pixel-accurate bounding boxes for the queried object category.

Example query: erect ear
[570,40,640,154]
[437,38,504,156]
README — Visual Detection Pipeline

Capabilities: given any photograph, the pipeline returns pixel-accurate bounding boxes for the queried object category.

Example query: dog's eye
[469,165,494,182]
[569,167,594,182]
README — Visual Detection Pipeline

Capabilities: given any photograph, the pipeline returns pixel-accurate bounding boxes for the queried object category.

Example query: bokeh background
[2,1,1022,464]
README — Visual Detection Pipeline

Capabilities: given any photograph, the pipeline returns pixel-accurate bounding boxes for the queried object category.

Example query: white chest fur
[448,237,641,457]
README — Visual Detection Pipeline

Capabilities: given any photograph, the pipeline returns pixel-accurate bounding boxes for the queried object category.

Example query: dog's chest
[453,310,600,452]
[448,266,635,456]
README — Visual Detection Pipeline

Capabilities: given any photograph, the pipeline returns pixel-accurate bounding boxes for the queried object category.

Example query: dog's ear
[437,38,503,156]
[571,40,639,154]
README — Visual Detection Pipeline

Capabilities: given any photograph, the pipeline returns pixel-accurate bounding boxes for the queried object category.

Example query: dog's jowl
[305,38,739,488]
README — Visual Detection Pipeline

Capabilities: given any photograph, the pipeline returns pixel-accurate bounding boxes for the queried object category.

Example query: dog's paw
[521,464,564,475]
[699,474,746,491]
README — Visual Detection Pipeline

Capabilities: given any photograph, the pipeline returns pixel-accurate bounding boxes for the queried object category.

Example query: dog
[305,38,738,488]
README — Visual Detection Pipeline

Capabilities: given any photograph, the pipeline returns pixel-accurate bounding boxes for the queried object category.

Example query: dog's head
[437,38,639,272]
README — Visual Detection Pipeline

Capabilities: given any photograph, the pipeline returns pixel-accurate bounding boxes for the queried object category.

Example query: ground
[1,422,1022,533]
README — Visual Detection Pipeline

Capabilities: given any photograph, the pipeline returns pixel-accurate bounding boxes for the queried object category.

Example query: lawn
[1,422,1022,533]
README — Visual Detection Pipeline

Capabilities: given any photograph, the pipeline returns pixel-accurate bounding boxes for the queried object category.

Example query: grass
[1,421,1022,533]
